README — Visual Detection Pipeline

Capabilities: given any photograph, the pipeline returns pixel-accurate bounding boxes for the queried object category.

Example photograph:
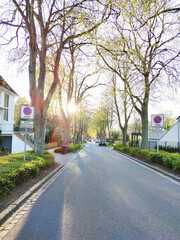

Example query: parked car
[95,139,100,143]
[99,140,106,146]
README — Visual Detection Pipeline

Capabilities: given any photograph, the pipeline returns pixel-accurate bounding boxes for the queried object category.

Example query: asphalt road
[4,143,180,240]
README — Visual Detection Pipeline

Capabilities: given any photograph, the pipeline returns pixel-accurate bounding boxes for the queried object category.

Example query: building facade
[0,76,33,153]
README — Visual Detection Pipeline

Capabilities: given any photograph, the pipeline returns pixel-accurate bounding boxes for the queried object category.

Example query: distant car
[89,139,92,142]
[95,139,100,143]
[99,140,106,146]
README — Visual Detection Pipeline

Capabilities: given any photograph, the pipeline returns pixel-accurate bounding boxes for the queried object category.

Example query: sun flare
[67,102,77,113]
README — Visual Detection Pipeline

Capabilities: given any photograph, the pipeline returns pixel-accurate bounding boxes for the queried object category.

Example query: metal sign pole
[24,128,27,161]
[157,131,159,153]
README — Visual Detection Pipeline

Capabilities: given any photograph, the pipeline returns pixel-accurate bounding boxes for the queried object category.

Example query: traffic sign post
[151,114,164,153]
[20,105,35,161]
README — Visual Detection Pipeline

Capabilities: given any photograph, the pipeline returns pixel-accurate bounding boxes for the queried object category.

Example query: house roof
[0,75,18,95]
[148,129,167,140]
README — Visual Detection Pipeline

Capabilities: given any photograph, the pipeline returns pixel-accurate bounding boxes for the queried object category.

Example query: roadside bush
[67,144,83,152]
[129,147,140,156]
[113,144,126,151]
[173,158,180,171]
[148,152,165,164]
[113,143,180,172]
[159,145,180,154]
[54,146,62,153]
[0,151,54,198]
[137,149,150,160]
[45,142,59,150]
[54,143,83,153]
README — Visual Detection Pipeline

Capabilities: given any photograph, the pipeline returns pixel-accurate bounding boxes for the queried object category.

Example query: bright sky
[1,57,29,99]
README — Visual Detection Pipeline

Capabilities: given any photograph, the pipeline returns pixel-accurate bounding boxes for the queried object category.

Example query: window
[4,94,9,108]
[3,94,9,121]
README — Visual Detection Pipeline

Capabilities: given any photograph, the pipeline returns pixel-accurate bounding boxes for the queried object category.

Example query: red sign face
[153,116,162,124]
[23,107,32,115]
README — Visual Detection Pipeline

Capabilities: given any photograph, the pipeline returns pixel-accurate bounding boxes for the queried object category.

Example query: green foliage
[45,142,59,150]
[54,147,62,153]
[113,144,126,151]
[113,144,180,172]
[159,145,180,154]
[147,152,164,164]
[137,149,150,159]
[54,144,83,153]
[67,144,83,152]
[0,151,54,198]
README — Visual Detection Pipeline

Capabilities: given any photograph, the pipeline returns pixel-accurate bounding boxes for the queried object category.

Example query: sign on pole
[20,105,35,161]
[20,105,34,120]
[151,114,164,153]
[151,114,164,128]
[20,120,34,129]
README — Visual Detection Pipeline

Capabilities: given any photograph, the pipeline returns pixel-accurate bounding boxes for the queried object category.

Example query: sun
[67,102,77,113]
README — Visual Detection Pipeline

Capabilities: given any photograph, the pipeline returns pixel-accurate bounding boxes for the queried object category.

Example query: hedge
[0,151,55,198]
[54,143,83,153]
[113,144,180,172]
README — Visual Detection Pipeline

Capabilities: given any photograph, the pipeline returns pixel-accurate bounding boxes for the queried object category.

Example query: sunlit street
[3,142,180,240]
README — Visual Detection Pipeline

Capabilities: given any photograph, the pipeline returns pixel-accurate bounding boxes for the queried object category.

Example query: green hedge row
[0,151,55,198]
[113,144,180,172]
[54,143,83,153]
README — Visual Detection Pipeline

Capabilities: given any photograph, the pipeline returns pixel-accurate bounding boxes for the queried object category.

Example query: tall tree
[0,0,111,152]
[97,0,180,148]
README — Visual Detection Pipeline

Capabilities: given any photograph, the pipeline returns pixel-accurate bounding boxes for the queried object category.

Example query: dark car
[99,140,106,146]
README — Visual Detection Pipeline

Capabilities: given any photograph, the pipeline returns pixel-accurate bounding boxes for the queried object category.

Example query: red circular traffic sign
[153,116,162,124]
[23,107,32,116]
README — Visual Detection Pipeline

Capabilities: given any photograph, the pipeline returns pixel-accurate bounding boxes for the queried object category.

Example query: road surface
[3,143,180,240]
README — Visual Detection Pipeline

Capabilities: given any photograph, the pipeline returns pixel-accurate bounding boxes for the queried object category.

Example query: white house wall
[0,88,16,134]
[159,121,180,147]
[12,133,33,154]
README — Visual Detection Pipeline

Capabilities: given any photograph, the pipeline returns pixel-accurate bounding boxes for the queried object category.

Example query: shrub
[54,143,83,153]
[54,147,62,153]
[137,149,150,159]
[114,144,180,173]
[129,147,140,156]
[148,152,165,164]
[0,151,54,198]
[159,145,180,154]
[113,144,126,151]
[173,158,180,171]
[45,142,59,150]
[67,144,83,152]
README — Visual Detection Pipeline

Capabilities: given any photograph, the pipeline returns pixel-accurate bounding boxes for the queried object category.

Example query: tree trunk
[34,115,47,153]
[122,126,128,145]
[63,120,71,145]
[141,103,149,149]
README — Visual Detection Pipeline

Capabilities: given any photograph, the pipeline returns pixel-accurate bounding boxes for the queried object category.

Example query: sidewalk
[48,148,75,166]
